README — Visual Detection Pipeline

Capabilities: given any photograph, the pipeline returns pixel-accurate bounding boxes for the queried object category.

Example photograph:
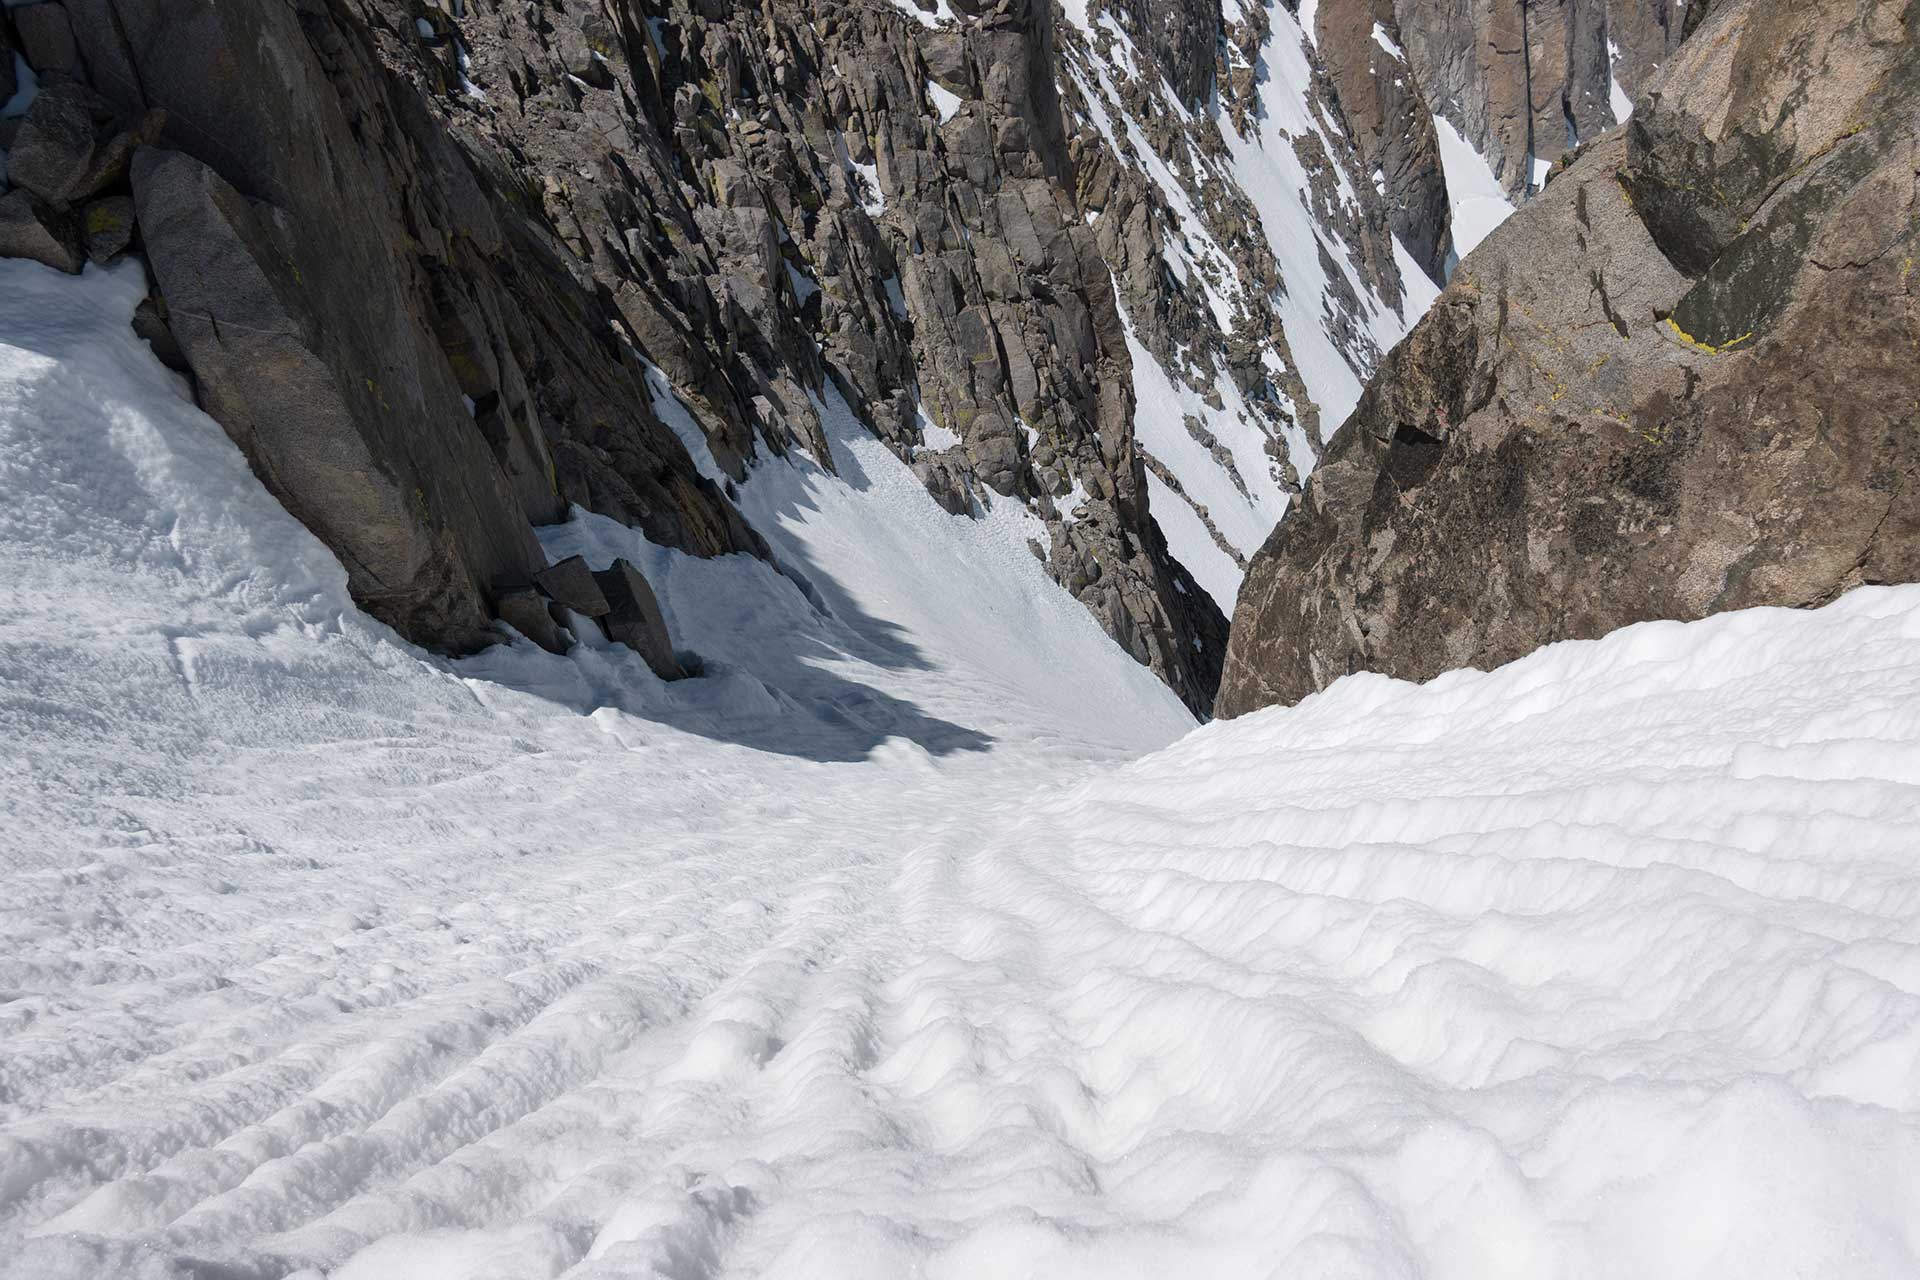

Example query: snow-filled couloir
[4,263,1920,1279]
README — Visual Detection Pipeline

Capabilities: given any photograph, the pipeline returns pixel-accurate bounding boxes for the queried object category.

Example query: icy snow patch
[886,0,955,27]
[833,132,886,216]
[786,261,820,307]
[1370,21,1404,60]
[1608,39,1634,123]
[851,160,884,214]
[640,357,726,484]
[1433,114,1516,260]
[1391,233,1442,324]
[925,80,963,123]
[454,38,487,101]
[915,403,962,453]
[1057,474,1094,523]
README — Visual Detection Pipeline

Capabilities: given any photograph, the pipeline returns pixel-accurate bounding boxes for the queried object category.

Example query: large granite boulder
[131,147,544,649]
[7,80,113,207]
[1218,0,1919,715]
[594,559,687,681]
[9,3,79,79]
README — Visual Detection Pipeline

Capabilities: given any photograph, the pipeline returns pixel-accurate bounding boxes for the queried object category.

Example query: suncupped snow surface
[6,263,1920,1279]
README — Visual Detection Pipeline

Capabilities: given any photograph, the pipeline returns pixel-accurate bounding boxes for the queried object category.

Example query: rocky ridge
[1219,0,1919,714]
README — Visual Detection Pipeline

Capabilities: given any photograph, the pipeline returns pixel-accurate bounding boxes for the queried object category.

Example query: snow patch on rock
[1434,114,1517,261]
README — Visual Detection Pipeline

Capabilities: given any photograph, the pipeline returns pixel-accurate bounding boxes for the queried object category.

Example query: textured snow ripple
[5,269,1920,1278]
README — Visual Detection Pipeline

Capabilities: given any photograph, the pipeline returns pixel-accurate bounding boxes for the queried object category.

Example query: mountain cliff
[1308,0,1691,275]
[1220,0,1918,714]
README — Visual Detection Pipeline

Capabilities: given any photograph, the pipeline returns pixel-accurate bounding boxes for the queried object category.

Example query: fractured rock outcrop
[1312,0,1454,277]
[1220,0,1920,714]
[131,144,546,650]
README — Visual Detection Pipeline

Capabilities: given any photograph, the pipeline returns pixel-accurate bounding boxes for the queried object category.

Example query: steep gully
[0,0,1664,717]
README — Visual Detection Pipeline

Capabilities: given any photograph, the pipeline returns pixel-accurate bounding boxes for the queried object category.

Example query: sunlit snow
[7,238,1920,1280]
[1433,114,1517,261]
[925,79,962,123]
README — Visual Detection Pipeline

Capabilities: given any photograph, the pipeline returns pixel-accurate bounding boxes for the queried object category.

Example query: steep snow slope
[7,261,1920,1278]
[961,591,1920,1275]
[0,261,1188,1275]
[1216,1,1425,429]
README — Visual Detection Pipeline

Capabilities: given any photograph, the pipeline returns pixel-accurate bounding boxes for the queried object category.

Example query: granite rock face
[9,3,80,80]
[129,144,546,650]
[0,188,82,272]
[1219,0,1920,715]
[1311,0,1455,277]
[1311,0,1692,257]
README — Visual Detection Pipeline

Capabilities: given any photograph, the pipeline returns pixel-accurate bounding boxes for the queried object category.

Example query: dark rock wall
[1312,0,1455,277]
[1312,0,1691,220]
[1219,0,1919,715]
[1129,0,1225,108]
